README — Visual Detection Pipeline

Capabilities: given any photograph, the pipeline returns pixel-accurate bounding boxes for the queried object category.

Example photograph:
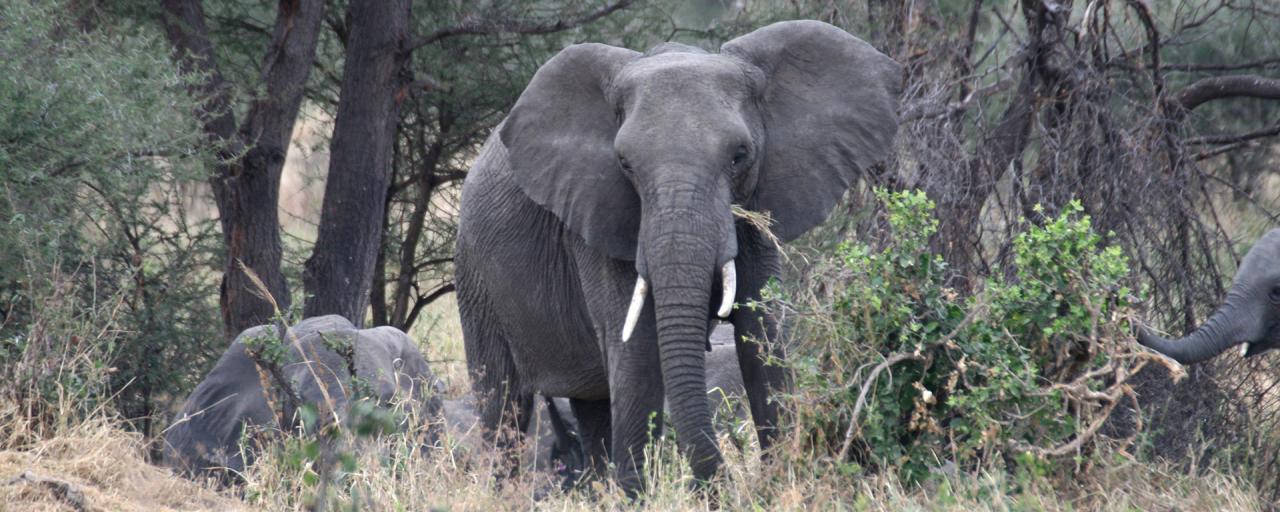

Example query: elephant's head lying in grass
[1139,229,1280,364]
[163,315,442,483]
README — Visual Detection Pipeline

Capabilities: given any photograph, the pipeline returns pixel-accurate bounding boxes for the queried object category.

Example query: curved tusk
[717,261,736,318]
[621,276,648,342]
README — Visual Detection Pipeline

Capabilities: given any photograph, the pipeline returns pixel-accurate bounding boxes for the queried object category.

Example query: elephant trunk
[1138,292,1258,364]
[640,186,732,482]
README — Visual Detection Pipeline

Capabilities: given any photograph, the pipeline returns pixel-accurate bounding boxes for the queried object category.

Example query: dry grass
[0,388,1265,511]
[0,266,1266,511]
[0,407,241,511]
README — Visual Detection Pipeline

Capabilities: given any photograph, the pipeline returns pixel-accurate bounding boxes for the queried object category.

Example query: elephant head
[501,21,901,478]
[1139,229,1280,364]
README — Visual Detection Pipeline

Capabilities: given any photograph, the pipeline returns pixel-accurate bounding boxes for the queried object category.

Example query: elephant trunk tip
[1135,323,1243,365]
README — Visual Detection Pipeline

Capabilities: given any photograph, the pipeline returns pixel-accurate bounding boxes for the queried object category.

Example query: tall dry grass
[0,263,1266,510]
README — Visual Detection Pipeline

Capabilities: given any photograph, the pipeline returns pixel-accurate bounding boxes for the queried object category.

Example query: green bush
[776,189,1144,482]
[0,1,221,437]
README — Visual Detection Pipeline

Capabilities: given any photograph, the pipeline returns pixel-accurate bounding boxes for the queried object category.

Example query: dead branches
[1168,74,1280,112]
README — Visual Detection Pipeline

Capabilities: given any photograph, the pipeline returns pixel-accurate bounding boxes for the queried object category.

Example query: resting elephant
[1139,229,1280,363]
[455,20,901,490]
[163,315,442,482]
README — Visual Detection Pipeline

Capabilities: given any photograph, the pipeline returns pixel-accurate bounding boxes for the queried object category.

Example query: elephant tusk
[621,276,648,342]
[1241,342,1251,357]
[717,261,736,318]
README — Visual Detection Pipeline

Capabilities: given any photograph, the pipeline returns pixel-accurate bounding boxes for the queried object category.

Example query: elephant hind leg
[457,270,534,457]
[569,398,612,480]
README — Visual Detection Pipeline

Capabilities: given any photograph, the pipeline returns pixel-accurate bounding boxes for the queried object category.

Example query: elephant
[702,324,748,423]
[441,394,584,481]
[1139,229,1280,364]
[454,19,901,490]
[163,315,442,483]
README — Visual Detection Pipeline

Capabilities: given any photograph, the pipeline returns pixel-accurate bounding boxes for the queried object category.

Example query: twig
[1185,121,1280,145]
[408,1,636,52]
[837,352,923,462]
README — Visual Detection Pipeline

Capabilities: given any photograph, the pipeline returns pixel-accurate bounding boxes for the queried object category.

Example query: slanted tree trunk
[160,0,325,338]
[303,0,412,325]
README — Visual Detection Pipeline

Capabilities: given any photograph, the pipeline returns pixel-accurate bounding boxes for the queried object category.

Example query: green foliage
[0,1,221,435]
[781,190,1142,482]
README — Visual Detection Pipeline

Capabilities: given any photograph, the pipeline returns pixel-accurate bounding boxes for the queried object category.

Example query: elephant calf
[1139,229,1280,363]
[442,395,584,479]
[163,315,442,482]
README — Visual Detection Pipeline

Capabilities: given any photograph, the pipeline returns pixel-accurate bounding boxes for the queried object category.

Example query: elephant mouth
[620,260,736,342]
[1240,341,1273,358]
[1239,321,1280,358]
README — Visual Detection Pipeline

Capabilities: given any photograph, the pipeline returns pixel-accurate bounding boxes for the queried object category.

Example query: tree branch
[1168,74,1280,111]
[1162,57,1280,72]
[401,283,456,331]
[408,0,636,52]
[1186,121,1280,145]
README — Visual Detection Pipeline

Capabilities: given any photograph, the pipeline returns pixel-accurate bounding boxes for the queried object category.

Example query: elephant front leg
[730,224,789,452]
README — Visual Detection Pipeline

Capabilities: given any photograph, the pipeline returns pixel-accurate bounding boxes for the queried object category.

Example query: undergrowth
[0,190,1263,510]
[768,189,1178,484]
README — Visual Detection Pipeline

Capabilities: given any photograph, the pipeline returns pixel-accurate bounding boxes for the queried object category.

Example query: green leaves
[783,190,1142,484]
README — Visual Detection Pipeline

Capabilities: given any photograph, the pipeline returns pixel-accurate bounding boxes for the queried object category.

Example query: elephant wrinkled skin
[163,315,442,482]
[455,20,901,491]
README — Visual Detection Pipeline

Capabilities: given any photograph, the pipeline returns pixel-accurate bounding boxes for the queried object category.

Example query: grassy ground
[0,405,1263,511]
[0,299,1268,511]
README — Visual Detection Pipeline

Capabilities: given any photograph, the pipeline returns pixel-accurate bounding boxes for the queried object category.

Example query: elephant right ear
[500,43,642,261]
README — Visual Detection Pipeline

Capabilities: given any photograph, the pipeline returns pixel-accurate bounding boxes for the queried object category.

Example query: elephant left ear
[722,20,902,242]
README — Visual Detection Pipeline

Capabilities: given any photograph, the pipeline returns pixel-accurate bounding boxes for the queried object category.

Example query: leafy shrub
[0,1,221,438]
[775,189,1155,482]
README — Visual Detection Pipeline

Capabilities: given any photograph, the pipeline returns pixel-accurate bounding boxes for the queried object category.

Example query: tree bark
[1170,75,1280,112]
[303,0,412,325]
[160,0,325,338]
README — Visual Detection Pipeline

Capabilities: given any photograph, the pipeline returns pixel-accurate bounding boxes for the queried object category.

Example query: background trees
[3,0,1280,503]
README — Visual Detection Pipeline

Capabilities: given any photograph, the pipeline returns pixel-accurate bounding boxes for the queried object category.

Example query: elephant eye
[1270,286,1280,303]
[731,145,749,166]
[618,156,632,172]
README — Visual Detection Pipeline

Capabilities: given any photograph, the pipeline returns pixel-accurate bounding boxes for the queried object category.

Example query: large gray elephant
[163,315,442,482]
[1139,229,1280,364]
[455,20,901,490]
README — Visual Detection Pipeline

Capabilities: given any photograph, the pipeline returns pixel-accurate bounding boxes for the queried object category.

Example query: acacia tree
[301,0,413,323]
[800,0,1280,496]
[306,0,642,328]
[160,0,324,337]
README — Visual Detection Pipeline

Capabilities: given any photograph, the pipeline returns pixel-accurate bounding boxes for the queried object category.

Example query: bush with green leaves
[0,1,221,436]
[775,189,1150,482]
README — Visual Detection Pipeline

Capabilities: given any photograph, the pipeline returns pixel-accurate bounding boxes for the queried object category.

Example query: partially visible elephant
[163,315,442,482]
[1139,229,1280,363]
[455,20,900,490]
[702,325,747,422]
[441,395,583,479]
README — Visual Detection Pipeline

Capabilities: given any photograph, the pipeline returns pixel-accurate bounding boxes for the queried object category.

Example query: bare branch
[1162,57,1280,72]
[408,0,636,52]
[1169,74,1280,111]
[1186,121,1280,145]
[837,352,922,462]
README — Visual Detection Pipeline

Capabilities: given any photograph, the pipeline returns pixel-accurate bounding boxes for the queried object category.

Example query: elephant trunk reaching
[1138,290,1262,364]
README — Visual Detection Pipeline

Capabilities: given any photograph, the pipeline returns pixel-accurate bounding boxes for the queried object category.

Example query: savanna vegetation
[1,0,1279,509]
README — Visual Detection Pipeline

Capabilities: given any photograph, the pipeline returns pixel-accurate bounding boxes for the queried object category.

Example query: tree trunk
[160,0,325,338]
[303,0,412,325]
